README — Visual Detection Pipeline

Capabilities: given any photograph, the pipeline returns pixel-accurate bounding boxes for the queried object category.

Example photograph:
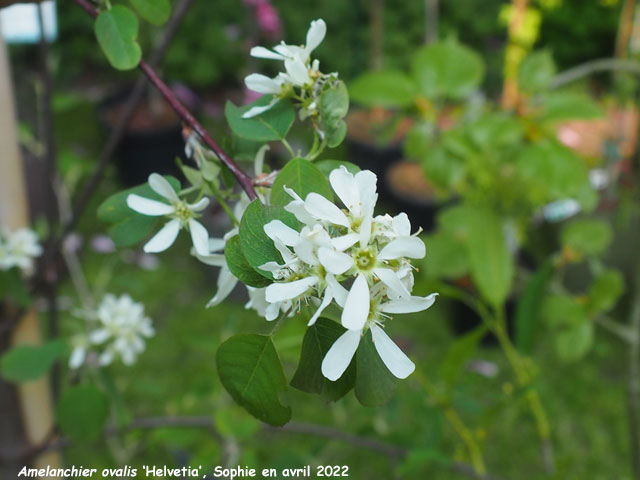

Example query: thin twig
[551,58,640,89]
[72,0,256,203]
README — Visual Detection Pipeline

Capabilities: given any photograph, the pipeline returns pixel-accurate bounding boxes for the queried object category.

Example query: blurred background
[1,0,640,478]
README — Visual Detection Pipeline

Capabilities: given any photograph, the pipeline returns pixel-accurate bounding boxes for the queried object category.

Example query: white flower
[242,19,329,119]
[69,294,154,369]
[0,228,43,274]
[127,173,210,256]
[321,293,438,381]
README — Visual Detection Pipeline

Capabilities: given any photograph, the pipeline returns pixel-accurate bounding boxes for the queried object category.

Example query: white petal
[89,329,110,344]
[188,197,210,212]
[318,247,354,275]
[250,46,284,60]
[208,238,226,253]
[380,293,438,314]
[308,289,333,326]
[258,261,285,272]
[354,170,378,210]
[342,274,370,330]
[254,144,270,177]
[195,252,226,267]
[207,265,238,307]
[127,194,175,216]
[284,58,310,86]
[68,347,86,369]
[245,73,284,94]
[143,219,180,253]
[148,173,180,203]
[188,219,210,257]
[378,237,426,260]
[305,193,350,227]
[374,267,410,298]
[265,302,281,321]
[265,276,318,302]
[392,213,411,236]
[329,166,357,210]
[242,99,279,119]
[321,329,360,381]
[370,324,415,379]
[326,273,349,307]
[305,19,327,53]
[264,220,299,246]
[331,233,360,251]
[359,202,374,247]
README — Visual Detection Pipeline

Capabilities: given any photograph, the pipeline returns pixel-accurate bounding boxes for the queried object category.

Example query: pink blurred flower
[243,0,282,39]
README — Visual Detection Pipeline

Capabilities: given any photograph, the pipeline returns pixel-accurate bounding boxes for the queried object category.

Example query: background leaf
[349,70,416,108]
[1,340,66,383]
[561,218,613,256]
[270,158,333,206]
[514,262,554,354]
[518,50,556,93]
[94,6,142,70]
[128,0,170,26]
[56,386,110,440]
[216,334,292,426]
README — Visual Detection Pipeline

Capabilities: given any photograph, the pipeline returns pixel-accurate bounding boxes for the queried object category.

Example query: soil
[104,98,180,133]
[385,161,437,204]
[346,108,413,145]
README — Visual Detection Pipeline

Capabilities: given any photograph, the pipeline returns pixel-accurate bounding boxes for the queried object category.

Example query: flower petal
[284,58,310,86]
[326,273,349,307]
[378,236,426,260]
[305,19,326,53]
[265,276,318,302]
[250,46,284,60]
[208,238,226,253]
[308,289,333,326]
[392,213,411,236]
[207,265,238,307]
[148,173,180,203]
[329,166,356,211]
[380,293,438,314]
[264,220,299,246]
[374,267,410,298]
[127,194,175,216]
[342,273,370,330]
[245,73,283,94]
[188,219,210,257]
[68,347,86,369]
[321,329,360,381]
[242,99,279,118]
[331,233,360,251]
[305,193,350,227]
[194,252,226,267]
[318,247,354,275]
[143,219,180,253]
[189,197,210,212]
[370,324,415,379]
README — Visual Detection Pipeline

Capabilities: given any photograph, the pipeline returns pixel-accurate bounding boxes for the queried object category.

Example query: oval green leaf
[350,70,416,108]
[224,235,272,288]
[128,0,170,26]
[56,386,110,440]
[355,330,398,406]
[1,340,66,383]
[95,6,142,70]
[271,158,333,207]
[225,97,295,142]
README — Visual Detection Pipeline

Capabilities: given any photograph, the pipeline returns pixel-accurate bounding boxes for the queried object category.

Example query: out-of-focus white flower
[0,227,43,274]
[127,173,210,256]
[260,166,437,381]
[69,294,154,369]
[250,18,326,65]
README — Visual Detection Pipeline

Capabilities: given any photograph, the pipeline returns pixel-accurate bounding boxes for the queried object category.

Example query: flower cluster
[243,18,338,120]
[0,227,43,275]
[69,294,154,369]
[261,166,437,381]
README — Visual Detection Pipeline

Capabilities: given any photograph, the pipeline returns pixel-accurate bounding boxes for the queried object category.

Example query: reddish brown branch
[72,0,257,201]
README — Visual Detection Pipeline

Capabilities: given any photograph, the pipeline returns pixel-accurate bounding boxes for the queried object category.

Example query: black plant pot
[346,137,403,185]
[99,89,188,187]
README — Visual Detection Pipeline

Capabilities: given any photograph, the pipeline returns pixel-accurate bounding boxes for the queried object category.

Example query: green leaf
[56,386,109,440]
[94,6,142,70]
[411,40,484,99]
[554,322,594,362]
[540,92,603,125]
[319,81,350,148]
[224,236,271,288]
[421,230,468,279]
[291,318,355,401]
[514,262,554,354]
[542,294,587,329]
[315,160,360,178]
[561,218,613,256]
[349,71,416,108]
[439,325,487,387]
[108,215,159,247]
[271,158,333,207]
[1,340,65,383]
[128,0,170,26]
[225,97,295,142]
[239,200,300,279]
[355,330,397,406]
[587,269,624,314]
[97,175,180,224]
[0,268,31,307]
[518,50,556,93]
[465,208,513,308]
[216,334,291,426]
